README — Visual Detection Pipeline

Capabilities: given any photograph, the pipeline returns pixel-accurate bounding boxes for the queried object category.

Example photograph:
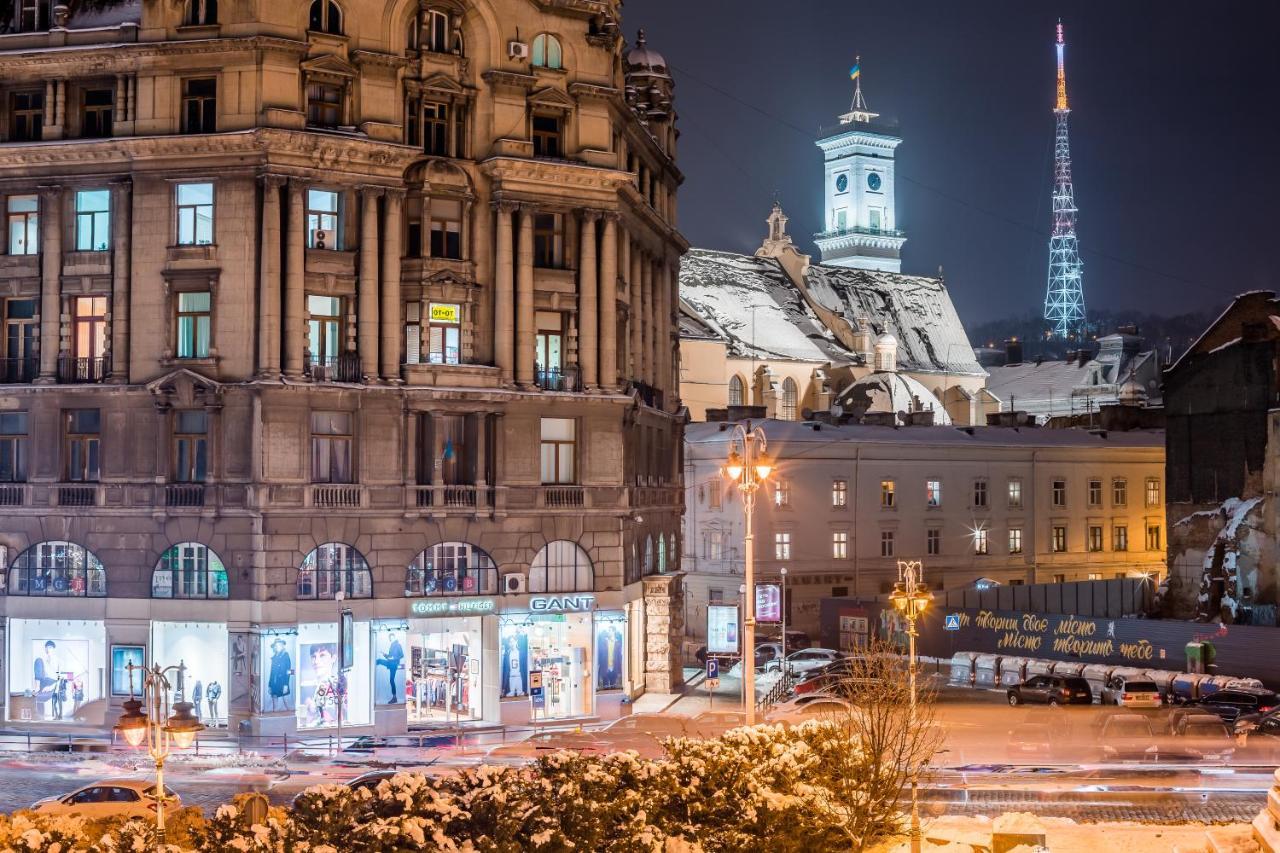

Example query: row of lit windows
[764,477,1161,510]
[765,523,1162,560]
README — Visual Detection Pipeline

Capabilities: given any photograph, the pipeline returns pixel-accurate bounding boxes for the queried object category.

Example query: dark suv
[1193,687,1280,724]
[1007,675,1093,706]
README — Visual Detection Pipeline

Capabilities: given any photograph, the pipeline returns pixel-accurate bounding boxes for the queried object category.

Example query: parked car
[1006,675,1093,706]
[1098,714,1159,762]
[1099,677,1163,708]
[690,710,747,735]
[32,780,179,820]
[1192,687,1280,724]
[763,693,853,724]
[1005,722,1054,761]
[1164,714,1236,762]
[766,648,844,677]
[1240,711,1280,761]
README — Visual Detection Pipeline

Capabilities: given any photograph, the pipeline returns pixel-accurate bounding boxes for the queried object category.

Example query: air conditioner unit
[312,228,336,251]
[503,573,527,594]
[508,40,529,60]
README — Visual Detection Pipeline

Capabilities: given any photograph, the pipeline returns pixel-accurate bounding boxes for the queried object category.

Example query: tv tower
[1043,20,1086,340]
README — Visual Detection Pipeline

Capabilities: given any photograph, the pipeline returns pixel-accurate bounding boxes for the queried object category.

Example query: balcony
[813,224,906,241]
[0,357,37,384]
[411,484,485,512]
[165,483,205,508]
[0,484,25,506]
[535,367,583,392]
[306,352,363,383]
[311,484,363,509]
[57,356,108,384]
[57,484,97,507]
[628,380,664,409]
[541,485,585,508]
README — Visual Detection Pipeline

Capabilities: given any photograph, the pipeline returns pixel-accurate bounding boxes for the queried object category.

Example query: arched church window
[728,375,744,407]
[532,33,563,69]
[308,0,343,36]
[781,377,798,421]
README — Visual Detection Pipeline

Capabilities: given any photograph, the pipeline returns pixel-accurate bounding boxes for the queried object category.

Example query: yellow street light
[723,422,771,725]
[891,560,932,853]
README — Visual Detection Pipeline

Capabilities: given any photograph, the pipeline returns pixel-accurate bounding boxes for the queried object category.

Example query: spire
[839,55,879,125]
[1055,19,1069,111]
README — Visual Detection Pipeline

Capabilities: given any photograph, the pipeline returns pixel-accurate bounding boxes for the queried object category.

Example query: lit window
[75,189,111,252]
[1087,572,1103,581]
[307,189,341,249]
[1113,525,1129,551]
[880,530,894,558]
[973,528,988,555]
[72,296,108,362]
[1051,479,1067,508]
[152,542,227,599]
[1146,478,1161,507]
[540,417,576,484]
[832,531,848,560]
[973,480,987,508]
[774,532,790,560]
[1088,525,1103,552]
[306,294,343,369]
[1113,478,1128,507]
[1008,528,1023,554]
[425,302,461,365]
[832,479,847,507]
[926,479,942,507]
[880,479,895,508]
[1007,478,1022,508]
[1052,525,1067,553]
[1088,479,1102,507]
[176,292,211,358]
[1146,524,1161,551]
[176,182,214,246]
[7,195,38,255]
[774,479,790,507]
[532,33,563,69]
[927,528,940,556]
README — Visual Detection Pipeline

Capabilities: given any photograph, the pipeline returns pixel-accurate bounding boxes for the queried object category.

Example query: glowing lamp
[114,698,148,748]
[753,452,774,481]
[723,448,744,482]
[164,701,204,749]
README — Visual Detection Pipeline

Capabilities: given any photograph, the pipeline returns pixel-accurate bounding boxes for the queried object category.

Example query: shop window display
[151,543,228,599]
[8,619,106,723]
[258,631,297,714]
[295,622,371,729]
[152,622,228,728]
[500,614,592,719]
[594,613,626,692]
[406,617,481,723]
[373,624,406,706]
[8,541,106,597]
[405,542,497,597]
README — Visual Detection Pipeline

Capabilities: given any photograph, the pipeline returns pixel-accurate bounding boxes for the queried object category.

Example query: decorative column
[36,185,62,382]
[493,201,516,383]
[379,189,405,382]
[577,210,599,390]
[659,257,672,401]
[108,179,132,382]
[515,204,535,388]
[629,241,643,386]
[600,213,619,391]
[357,186,382,381]
[258,175,285,378]
[641,252,654,385]
[283,180,306,378]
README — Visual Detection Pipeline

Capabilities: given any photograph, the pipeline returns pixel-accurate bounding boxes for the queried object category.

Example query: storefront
[255,622,373,731]
[405,616,483,724]
[8,618,107,724]
[151,621,229,729]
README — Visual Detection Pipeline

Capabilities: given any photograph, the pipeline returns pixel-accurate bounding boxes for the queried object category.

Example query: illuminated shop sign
[529,594,596,614]
[429,303,460,323]
[411,597,496,616]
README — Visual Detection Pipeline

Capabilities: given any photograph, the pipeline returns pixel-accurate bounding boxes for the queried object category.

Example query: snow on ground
[867,815,1255,853]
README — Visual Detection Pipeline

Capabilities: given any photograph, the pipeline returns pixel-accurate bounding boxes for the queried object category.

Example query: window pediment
[417,72,469,99]
[301,54,358,79]
[527,86,575,113]
[146,368,224,409]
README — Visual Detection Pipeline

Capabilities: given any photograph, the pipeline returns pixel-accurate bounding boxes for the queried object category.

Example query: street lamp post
[721,422,773,725]
[889,559,932,853]
[113,662,206,846]
[779,566,788,666]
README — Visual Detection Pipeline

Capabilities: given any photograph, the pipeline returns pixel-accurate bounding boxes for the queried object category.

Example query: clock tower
[813,59,905,273]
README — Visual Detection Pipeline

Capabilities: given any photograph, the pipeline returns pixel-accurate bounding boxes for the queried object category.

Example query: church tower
[813,59,905,273]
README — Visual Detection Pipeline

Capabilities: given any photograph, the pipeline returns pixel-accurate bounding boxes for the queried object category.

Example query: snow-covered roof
[802,263,984,376]
[835,372,952,425]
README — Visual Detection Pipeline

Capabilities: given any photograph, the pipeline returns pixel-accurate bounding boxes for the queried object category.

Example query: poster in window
[110,645,145,697]
[340,609,354,672]
[30,638,90,721]
[297,640,347,729]
[706,605,739,655]
[595,615,625,691]
[373,628,406,706]
[260,632,296,713]
[429,303,460,323]
[499,628,529,698]
[755,584,781,623]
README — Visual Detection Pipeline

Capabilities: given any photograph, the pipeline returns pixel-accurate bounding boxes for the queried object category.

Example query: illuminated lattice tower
[1043,20,1087,340]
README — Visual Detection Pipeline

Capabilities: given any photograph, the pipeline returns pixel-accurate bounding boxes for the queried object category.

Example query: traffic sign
[529,670,543,689]
[944,614,961,631]
[706,659,719,681]
[706,679,720,689]
[532,693,545,710]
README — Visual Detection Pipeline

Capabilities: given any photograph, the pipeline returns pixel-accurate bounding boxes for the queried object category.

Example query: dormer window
[308,0,342,36]
[17,0,50,32]
[532,33,563,69]
[184,0,217,25]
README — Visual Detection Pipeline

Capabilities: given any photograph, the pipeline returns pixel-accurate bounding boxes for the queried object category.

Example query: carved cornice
[568,82,619,102]
[481,155,632,192]
[0,36,306,76]
[481,69,537,92]
[351,50,411,72]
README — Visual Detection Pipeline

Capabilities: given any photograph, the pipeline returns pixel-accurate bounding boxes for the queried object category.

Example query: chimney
[1004,338,1023,366]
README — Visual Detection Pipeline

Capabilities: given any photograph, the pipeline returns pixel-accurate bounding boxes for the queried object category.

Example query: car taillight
[1123,693,1131,701]
[1061,687,1071,696]
[1261,705,1275,714]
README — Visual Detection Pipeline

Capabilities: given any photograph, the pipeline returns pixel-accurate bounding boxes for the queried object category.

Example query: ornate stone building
[0,0,685,735]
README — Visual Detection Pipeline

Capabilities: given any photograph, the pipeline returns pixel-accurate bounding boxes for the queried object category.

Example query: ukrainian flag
[849,63,861,81]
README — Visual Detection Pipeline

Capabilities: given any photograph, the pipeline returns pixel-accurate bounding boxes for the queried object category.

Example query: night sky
[633,1,1279,326]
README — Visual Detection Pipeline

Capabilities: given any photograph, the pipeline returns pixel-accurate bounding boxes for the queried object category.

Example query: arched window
[657,535,666,573]
[308,0,342,35]
[668,532,678,572]
[529,540,593,592]
[185,0,217,25]
[728,375,745,407]
[407,16,419,50]
[8,542,105,597]
[781,377,798,420]
[643,536,654,574]
[532,33,563,69]
[406,542,497,596]
[424,8,449,52]
[297,543,371,599]
[152,543,228,599]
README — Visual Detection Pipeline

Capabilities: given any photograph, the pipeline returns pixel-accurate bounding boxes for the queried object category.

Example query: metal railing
[0,357,37,384]
[0,483,24,506]
[535,368,582,392]
[165,483,206,508]
[312,484,362,508]
[57,485,96,507]
[542,485,585,508]
[306,351,363,383]
[756,673,795,714]
[814,224,906,240]
[56,355,108,384]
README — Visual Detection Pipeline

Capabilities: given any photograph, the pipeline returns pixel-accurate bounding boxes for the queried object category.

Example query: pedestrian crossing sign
[944,614,961,631]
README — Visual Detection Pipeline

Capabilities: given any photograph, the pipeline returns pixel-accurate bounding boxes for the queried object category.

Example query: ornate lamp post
[113,662,205,845]
[721,422,773,724]
[890,560,932,853]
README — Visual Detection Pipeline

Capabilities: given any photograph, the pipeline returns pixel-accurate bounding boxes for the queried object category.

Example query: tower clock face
[835,174,848,193]
[867,172,882,191]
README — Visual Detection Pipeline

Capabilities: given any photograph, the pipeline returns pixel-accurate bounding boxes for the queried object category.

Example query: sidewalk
[628,666,783,718]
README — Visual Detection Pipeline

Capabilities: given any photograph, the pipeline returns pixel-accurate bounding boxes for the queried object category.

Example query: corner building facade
[0,0,685,735]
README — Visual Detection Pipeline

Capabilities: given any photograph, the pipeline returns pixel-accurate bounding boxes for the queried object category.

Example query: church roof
[834,372,952,425]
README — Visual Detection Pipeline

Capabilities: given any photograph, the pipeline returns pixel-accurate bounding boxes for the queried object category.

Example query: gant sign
[529,594,596,613]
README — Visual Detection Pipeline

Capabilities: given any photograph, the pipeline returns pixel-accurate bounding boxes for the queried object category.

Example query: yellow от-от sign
[430,303,460,323]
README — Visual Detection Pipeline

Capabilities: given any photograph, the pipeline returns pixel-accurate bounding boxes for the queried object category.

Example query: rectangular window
[832,479,847,507]
[1088,525,1103,552]
[427,302,461,365]
[10,91,43,142]
[7,195,38,255]
[310,411,353,484]
[880,479,895,508]
[880,530,894,558]
[1146,478,1161,507]
[1052,525,1067,553]
[1088,479,1102,507]
[535,311,564,388]
[533,213,563,268]
[404,302,421,365]
[406,219,423,257]
[1087,573,1103,581]
[1007,478,1022,508]
[927,528,940,556]
[176,182,214,246]
[974,528,989,555]
[868,207,883,232]
[423,102,449,156]
[182,78,217,133]
[81,88,113,138]
[1053,573,1066,583]
[774,532,791,560]
[531,113,563,158]
[1146,524,1161,551]
[306,81,343,128]
[926,479,942,507]
[75,189,110,252]
[0,412,28,483]
[64,409,101,482]
[973,479,987,508]
[17,0,50,32]
[73,296,108,360]
[428,197,462,259]
[1008,527,1023,554]
[2,298,37,382]
[172,410,208,483]
[774,479,790,507]
[1114,525,1129,552]
[832,531,848,560]
[1051,479,1067,508]
[539,417,576,484]
[176,292,211,359]
[306,294,342,367]
[709,481,722,510]
[307,189,341,249]
[1113,478,1127,507]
